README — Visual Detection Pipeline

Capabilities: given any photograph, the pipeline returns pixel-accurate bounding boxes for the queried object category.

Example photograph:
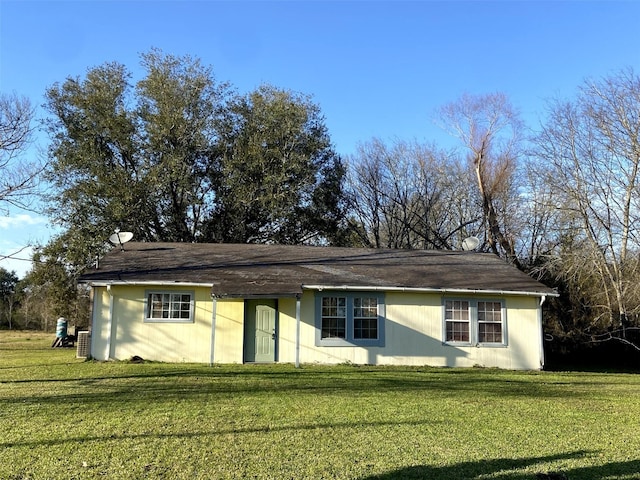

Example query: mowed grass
[1,332,640,480]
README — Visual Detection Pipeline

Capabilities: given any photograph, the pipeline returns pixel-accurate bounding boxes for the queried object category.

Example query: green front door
[244,300,276,363]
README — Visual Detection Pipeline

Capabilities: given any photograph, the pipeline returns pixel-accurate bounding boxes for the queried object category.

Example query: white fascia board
[302,284,559,298]
[85,280,215,288]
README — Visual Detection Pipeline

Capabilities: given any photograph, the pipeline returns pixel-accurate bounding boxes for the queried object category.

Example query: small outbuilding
[79,242,557,369]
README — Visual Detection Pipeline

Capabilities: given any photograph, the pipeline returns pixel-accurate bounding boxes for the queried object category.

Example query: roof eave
[81,280,557,298]
[301,284,559,298]
[83,280,215,288]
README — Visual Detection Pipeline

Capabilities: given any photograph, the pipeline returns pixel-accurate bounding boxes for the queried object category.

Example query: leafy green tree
[44,50,231,256]
[209,84,347,244]
[44,61,146,257]
[0,267,18,329]
[27,235,91,328]
[137,49,230,241]
[42,50,348,284]
[42,59,157,324]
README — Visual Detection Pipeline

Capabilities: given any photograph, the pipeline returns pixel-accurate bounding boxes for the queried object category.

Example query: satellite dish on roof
[109,230,133,251]
[461,236,480,251]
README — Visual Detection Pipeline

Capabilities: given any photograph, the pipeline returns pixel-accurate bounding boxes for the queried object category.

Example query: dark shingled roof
[79,242,556,298]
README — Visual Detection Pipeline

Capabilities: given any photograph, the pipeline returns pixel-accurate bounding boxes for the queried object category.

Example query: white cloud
[0,214,46,229]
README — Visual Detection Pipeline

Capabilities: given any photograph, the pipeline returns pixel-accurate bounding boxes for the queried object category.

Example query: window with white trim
[477,301,503,343]
[445,300,470,342]
[321,296,346,339]
[443,298,506,346]
[145,291,194,323]
[353,297,379,339]
[315,292,385,346]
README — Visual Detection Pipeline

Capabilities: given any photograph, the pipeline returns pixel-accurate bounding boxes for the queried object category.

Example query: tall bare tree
[345,138,481,250]
[534,68,640,341]
[439,93,524,266]
[0,92,42,213]
[0,92,45,266]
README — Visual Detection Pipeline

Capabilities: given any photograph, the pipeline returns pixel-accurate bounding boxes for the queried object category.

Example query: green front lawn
[1,332,639,479]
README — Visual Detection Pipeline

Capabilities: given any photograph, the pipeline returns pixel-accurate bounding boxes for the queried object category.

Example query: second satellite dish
[109,231,133,250]
[461,236,480,251]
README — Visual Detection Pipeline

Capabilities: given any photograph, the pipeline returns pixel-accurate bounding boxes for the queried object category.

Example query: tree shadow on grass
[0,364,596,402]
[2,417,442,449]
[362,452,640,480]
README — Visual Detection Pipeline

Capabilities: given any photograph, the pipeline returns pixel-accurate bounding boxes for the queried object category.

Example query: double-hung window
[353,297,379,339]
[316,292,385,346]
[477,301,503,343]
[443,298,506,346]
[321,297,347,339]
[145,291,194,323]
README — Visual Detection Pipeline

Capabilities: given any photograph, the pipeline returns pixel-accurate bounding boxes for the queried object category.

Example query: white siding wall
[212,299,244,363]
[276,297,298,363]
[90,286,111,361]
[90,285,214,362]
[90,285,543,369]
[287,291,542,370]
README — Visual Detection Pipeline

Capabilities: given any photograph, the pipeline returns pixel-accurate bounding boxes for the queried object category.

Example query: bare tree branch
[438,92,524,267]
[589,328,640,352]
[0,92,44,213]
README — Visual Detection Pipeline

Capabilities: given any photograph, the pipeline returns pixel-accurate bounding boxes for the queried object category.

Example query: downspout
[538,295,546,370]
[105,285,114,360]
[88,287,96,359]
[295,294,301,368]
[209,296,217,366]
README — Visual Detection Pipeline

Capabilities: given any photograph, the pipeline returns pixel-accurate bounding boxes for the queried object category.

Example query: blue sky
[1,0,640,277]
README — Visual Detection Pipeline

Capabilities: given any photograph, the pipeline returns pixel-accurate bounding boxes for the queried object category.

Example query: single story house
[79,242,558,369]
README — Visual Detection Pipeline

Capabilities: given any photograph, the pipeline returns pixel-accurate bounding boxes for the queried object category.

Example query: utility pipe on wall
[210,296,218,366]
[105,285,114,360]
[538,295,547,369]
[295,295,301,368]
